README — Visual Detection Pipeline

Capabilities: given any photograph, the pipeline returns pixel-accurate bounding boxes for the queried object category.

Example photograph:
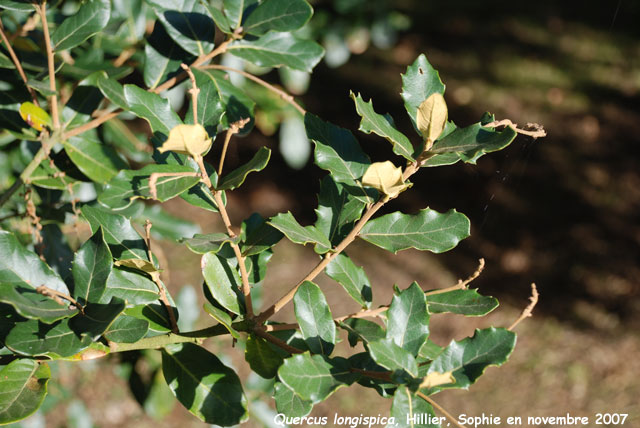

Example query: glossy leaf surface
[0,359,50,425]
[386,282,429,356]
[359,209,470,254]
[293,281,336,355]
[162,343,248,425]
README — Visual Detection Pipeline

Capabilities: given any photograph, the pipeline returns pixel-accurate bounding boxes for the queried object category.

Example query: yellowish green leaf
[157,124,212,157]
[416,93,448,149]
[19,102,52,131]
[361,161,410,197]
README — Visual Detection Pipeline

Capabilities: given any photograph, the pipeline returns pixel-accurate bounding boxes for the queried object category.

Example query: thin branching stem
[145,220,179,333]
[202,64,306,115]
[181,63,200,124]
[37,2,59,130]
[253,328,304,354]
[425,258,485,296]
[508,283,539,330]
[0,20,39,105]
[218,118,250,176]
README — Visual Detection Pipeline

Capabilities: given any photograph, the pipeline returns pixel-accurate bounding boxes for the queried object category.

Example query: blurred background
[11,0,640,426]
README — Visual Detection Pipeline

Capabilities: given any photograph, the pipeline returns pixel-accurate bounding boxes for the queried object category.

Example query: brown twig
[218,118,250,176]
[334,306,389,323]
[152,38,234,94]
[37,2,59,129]
[255,197,388,324]
[144,220,179,333]
[508,283,539,331]
[253,328,304,354]
[483,119,546,139]
[0,20,39,106]
[350,367,392,382]
[416,392,467,428]
[36,285,82,312]
[426,258,485,296]
[181,63,200,125]
[62,111,120,140]
[202,64,306,115]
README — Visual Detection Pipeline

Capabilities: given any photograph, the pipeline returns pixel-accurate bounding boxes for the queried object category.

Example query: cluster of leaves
[0,0,524,426]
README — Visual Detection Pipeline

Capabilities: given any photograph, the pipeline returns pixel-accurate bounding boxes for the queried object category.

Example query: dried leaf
[416,93,448,149]
[361,161,410,197]
[420,371,455,389]
[157,124,212,157]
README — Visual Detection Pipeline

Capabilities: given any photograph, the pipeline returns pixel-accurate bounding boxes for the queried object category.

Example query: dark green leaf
[26,78,56,97]
[314,175,365,246]
[102,267,160,305]
[72,228,112,306]
[278,354,358,403]
[125,304,173,335]
[203,302,239,339]
[81,205,148,260]
[245,334,284,379]
[162,343,248,425]
[229,32,324,72]
[70,298,126,340]
[339,318,385,347]
[425,327,516,391]
[61,85,103,130]
[146,0,215,57]
[124,84,182,134]
[51,0,111,51]
[98,164,201,210]
[0,285,76,324]
[389,385,439,428]
[244,250,272,285]
[367,338,418,377]
[306,113,373,203]
[325,253,371,308]
[424,122,518,167]
[217,147,271,190]
[185,70,224,131]
[29,157,78,190]
[182,233,238,254]
[359,208,470,254]
[243,0,312,35]
[223,0,255,30]
[5,319,92,357]
[194,69,255,132]
[0,359,50,425]
[40,225,73,282]
[201,251,244,315]
[426,289,498,316]
[273,381,313,418]
[351,92,415,161]
[0,51,15,69]
[269,211,331,253]
[386,282,429,356]
[63,134,129,184]
[144,21,194,89]
[239,213,283,257]
[293,281,336,355]
[201,1,231,34]
[96,73,128,109]
[0,1,36,11]
[0,230,69,295]
[103,315,149,343]
[418,340,444,361]
[401,54,445,133]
